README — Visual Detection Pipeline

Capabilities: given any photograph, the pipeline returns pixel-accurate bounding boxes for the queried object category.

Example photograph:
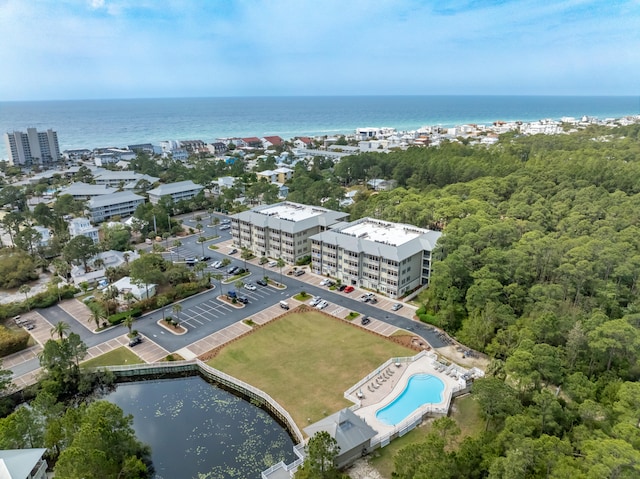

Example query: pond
[105,375,296,479]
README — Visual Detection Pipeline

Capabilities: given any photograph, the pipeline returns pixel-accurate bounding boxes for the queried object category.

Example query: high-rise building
[4,128,60,166]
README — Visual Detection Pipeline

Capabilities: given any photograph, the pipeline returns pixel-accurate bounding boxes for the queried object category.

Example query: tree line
[343,124,640,478]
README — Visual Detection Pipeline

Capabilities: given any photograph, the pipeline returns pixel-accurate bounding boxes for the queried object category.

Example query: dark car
[227,266,238,275]
[360,316,371,325]
[237,296,249,304]
[129,336,142,347]
[199,256,211,262]
[227,290,237,299]
[229,248,238,255]
[338,284,347,292]
[256,279,268,286]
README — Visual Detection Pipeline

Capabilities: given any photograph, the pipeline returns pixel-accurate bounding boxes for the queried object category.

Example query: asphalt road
[14,211,446,377]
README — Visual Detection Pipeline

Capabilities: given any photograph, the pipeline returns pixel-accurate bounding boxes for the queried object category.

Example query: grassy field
[369,394,483,477]
[81,347,144,368]
[207,310,414,428]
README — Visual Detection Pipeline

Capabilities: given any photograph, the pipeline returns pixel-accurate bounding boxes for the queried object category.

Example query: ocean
[1,96,638,160]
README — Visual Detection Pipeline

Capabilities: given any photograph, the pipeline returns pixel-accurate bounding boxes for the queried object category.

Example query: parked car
[369,298,378,304]
[310,296,322,307]
[316,300,329,310]
[320,279,330,286]
[227,266,238,275]
[221,219,231,224]
[129,336,142,347]
[199,256,211,262]
[244,283,257,291]
[338,285,347,292]
[359,294,370,302]
[227,290,237,299]
[294,269,305,277]
[211,260,222,268]
[229,248,238,254]
[391,303,403,311]
[344,286,354,293]
[237,296,249,304]
[256,278,268,286]
[360,316,371,325]
[220,224,231,230]
[268,261,277,267]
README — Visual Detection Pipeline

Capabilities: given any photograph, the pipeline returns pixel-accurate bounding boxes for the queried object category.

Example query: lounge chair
[368,385,373,393]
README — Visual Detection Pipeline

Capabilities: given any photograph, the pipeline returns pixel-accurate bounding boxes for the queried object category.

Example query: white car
[316,300,329,310]
[320,279,330,286]
[268,261,277,267]
[211,261,222,268]
[219,224,231,230]
[391,303,403,311]
[244,283,257,291]
[310,297,322,307]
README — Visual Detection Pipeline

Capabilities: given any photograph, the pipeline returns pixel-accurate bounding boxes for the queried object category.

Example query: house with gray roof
[58,182,116,200]
[88,191,145,223]
[0,448,48,479]
[303,408,377,469]
[93,170,159,189]
[310,217,441,298]
[147,180,203,205]
[231,201,349,264]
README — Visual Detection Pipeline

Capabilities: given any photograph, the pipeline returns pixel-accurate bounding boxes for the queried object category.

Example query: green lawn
[81,347,144,368]
[207,311,414,428]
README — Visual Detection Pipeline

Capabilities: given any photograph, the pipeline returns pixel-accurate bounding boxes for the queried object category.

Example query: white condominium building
[5,128,61,166]
[309,218,441,298]
[88,191,145,223]
[230,202,349,263]
[147,180,204,205]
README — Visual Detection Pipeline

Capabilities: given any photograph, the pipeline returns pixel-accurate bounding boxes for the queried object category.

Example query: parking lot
[176,281,284,331]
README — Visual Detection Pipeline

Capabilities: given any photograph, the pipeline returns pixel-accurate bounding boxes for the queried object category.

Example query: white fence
[101,359,304,444]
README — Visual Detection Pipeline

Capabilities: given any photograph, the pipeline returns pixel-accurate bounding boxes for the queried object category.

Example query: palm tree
[241,247,252,270]
[197,235,206,258]
[50,321,71,340]
[234,279,244,294]
[171,303,182,325]
[19,284,31,310]
[259,256,269,278]
[156,295,169,321]
[89,308,104,330]
[172,240,182,260]
[123,314,135,336]
[277,257,286,284]
[196,222,203,235]
[93,258,105,271]
[213,273,223,295]
[123,252,130,264]
[194,261,206,281]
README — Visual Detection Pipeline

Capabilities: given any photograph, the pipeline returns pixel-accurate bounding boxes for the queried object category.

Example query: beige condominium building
[309,218,442,299]
[230,202,349,264]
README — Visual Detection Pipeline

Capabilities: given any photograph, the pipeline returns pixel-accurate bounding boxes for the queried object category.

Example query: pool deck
[349,355,463,438]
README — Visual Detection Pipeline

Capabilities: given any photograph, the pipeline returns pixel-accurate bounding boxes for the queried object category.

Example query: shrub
[107,308,142,325]
[0,325,30,356]
[295,255,311,266]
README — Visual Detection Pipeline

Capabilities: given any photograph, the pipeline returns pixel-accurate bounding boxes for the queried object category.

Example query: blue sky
[0,0,638,100]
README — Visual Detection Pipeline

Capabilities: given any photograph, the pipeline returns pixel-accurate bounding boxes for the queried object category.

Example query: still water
[105,375,296,479]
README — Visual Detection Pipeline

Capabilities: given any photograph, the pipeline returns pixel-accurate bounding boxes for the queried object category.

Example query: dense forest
[337,124,640,478]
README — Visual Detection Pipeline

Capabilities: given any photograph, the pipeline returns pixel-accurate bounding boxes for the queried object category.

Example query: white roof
[0,448,46,479]
[311,217,441,261]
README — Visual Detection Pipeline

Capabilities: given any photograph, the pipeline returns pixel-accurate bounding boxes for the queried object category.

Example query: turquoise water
[1,96,638,159]
[376,374,445,426]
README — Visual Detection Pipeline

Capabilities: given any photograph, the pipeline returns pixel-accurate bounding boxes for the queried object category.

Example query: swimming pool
[375,374,445,426]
